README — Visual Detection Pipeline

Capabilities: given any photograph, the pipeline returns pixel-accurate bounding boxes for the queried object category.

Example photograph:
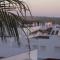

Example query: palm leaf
[0,0,32,46]
[0,1,32,60]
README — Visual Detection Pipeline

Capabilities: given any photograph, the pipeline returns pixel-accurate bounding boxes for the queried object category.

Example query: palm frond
[0,0,32,46]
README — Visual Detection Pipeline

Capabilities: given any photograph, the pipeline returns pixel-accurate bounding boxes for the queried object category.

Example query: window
[51,30,55,35]
[35,36,49,39]
[55,31,59,35]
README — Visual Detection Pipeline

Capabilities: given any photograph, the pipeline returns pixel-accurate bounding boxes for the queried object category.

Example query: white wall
[2,50,37,60]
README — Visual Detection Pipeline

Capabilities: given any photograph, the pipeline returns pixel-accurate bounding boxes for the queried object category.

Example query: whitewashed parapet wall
[2,50,37,60]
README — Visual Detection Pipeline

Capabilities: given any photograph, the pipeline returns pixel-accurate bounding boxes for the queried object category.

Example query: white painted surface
[2,50,37,60]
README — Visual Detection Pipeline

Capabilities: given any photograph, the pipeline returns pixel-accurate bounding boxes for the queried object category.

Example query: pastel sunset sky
[23,0,60,17]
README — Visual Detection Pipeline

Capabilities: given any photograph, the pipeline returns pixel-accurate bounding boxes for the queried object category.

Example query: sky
[23,0,60,17]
